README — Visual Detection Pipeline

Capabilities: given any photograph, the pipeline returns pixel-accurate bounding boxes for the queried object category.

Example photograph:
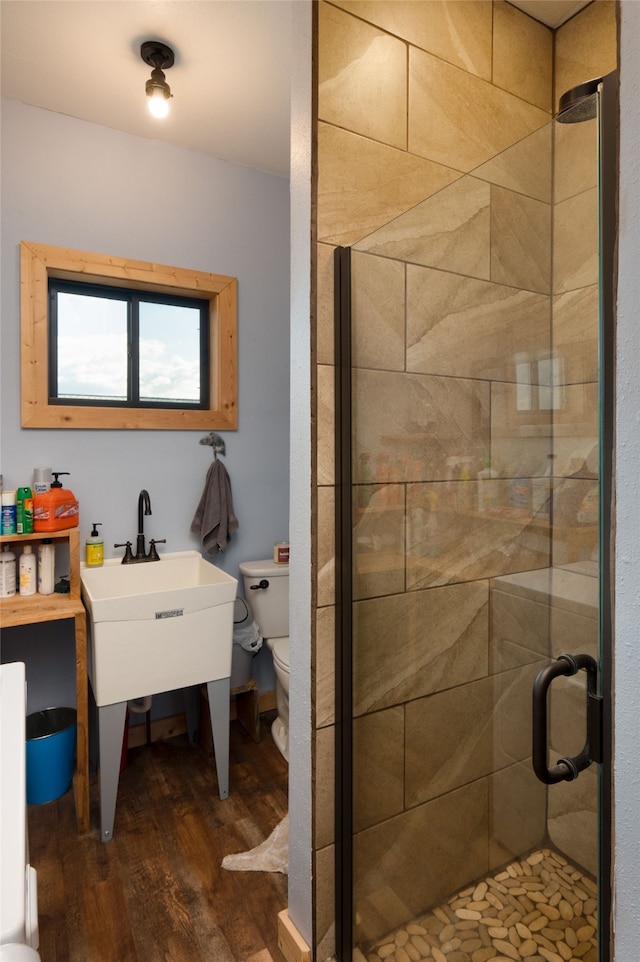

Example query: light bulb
[148,90,169,119]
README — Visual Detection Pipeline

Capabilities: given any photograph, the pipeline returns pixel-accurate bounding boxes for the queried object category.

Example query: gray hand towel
[190,459,239,554]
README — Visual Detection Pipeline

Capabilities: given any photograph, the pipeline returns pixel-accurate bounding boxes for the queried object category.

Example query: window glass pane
[138,301,202,403]
[57,292,128,400]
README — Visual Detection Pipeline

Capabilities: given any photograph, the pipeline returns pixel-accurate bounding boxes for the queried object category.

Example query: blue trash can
[26,707,77,805]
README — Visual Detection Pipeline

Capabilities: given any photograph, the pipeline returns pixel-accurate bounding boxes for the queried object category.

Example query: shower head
[557,77,602,124]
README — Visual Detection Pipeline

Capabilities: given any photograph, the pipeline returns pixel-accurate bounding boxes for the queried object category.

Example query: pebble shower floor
[362,848,598,962]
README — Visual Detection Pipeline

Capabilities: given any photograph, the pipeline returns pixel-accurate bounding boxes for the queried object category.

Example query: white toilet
[239,559,290,762]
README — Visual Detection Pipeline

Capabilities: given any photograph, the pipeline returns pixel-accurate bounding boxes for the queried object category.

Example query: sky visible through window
[57,292,201,402]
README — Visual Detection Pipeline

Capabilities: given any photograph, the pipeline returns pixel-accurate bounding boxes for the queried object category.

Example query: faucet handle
[114,541,134,564]
[147,538,166,561]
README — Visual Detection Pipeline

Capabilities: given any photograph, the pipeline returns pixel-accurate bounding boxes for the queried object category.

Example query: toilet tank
[239,559,289,639]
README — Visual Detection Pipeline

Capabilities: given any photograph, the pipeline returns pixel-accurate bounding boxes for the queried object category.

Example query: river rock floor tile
[362,848,597,962]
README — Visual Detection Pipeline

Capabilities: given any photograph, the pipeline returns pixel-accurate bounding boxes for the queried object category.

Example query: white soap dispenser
[86,522,104,567]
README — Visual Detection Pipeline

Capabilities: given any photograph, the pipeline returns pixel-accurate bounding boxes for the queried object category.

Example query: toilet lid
[270,636,289,672]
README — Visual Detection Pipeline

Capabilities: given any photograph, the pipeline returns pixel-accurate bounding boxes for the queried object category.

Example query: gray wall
[614,1,640,953]
[0,98,290,711]
[288,0,313,946]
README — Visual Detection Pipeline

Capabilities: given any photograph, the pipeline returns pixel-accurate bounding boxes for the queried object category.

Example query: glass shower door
[335,75,614,962]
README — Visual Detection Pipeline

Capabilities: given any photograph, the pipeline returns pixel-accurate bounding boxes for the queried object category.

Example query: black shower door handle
[532,653,602,784]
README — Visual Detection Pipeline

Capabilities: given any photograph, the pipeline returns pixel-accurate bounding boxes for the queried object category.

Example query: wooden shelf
[0,526,89,834]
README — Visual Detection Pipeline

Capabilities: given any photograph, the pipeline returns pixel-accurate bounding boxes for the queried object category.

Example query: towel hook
[199,432,226,459]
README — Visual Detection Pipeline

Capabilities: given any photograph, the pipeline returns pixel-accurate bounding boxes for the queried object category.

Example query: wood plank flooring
[28,711,289,962]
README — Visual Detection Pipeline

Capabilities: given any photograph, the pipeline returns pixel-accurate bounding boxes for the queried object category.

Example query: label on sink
[155,608,184,619]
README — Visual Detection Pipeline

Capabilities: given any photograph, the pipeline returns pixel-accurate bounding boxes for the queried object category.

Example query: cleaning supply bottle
[85,523,104,567]
[33,471,79,532]
[16,485,34,534]
[33,467,52,494]
[37,539,55,595]
[1,490,16,535]
[19,544,37,596]
[0,546,17,598]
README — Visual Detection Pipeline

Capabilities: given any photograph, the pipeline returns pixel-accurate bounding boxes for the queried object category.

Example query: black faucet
[136,489,152,560]
[114,489,165,563]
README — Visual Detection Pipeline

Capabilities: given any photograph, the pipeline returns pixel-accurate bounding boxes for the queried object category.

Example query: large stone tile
[553,187,598,293]
[494,564,598,620]
[354,778,490,943]
[316,605,335,728]
[316,242,335,366]
[352,251,405,372]
[315,724,335,849]
[406,666,541,807]
[553,436,598,486]
[553,380,598,461]
[553,380,598,467]
[353,486,406,600]
[490,381,552,479]
[548,765,598,877]
[409,47,549,173]
[554,0,618,108]
[319,3,407,150]
[317,363,335,486]
[354,707,405,832]
[317,485,335,608]
[315,843,336,962]
[331,0,493,80]
[405,678,494,805]
[554,117,598,203]
[406,264,550,381]
[406,481,550,589]
[491,662,544,768]
[551,605,598,661]
[492,0,553,112]
[550,667,593,761]
[553,478,600,528]
[490,185,551,293]
[552,285,599,386]
[353,581,489,715]
[473,122,552,203]
[489,759,547,869]
[490,587,551,672]
[355,175,490,279]
[551,528,596,573]
[318,123,461,247]
[353,368,490,484]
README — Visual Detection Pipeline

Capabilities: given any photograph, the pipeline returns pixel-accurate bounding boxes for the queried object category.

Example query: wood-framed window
[20,241,237,430]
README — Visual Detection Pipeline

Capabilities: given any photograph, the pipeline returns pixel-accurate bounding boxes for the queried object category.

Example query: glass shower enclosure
[334,74,616,962]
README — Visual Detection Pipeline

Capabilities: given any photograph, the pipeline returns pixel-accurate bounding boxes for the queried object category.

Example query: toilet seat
[268,636,289,673]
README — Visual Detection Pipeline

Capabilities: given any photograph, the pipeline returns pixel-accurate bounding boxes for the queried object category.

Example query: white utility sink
[80,550,238,840]
[81,550,237,706]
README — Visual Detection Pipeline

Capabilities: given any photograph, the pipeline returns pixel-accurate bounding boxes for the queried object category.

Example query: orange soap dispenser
[33,471,79,532]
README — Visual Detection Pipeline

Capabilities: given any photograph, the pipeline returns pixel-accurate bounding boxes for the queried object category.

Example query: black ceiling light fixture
[141,41,175,119]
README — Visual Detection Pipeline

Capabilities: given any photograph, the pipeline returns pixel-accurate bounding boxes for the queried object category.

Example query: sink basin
[81,550,237,707]
[82,550,237,840]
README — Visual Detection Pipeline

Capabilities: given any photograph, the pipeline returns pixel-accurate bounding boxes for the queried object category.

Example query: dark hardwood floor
[28,712,289,962]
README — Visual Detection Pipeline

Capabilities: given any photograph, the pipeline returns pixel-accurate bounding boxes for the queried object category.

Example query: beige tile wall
[490,566,599,876]
[313,1,617,956]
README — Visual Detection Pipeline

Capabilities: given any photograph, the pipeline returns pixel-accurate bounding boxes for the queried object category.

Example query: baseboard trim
[277,909,311,962]
[127,690,277,749]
